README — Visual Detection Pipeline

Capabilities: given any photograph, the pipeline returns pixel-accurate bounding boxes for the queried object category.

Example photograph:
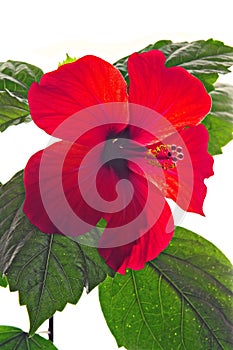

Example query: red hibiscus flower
[23,50,213,274]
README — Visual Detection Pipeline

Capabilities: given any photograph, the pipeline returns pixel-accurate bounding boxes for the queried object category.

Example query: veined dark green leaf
[164,39,233,74]
[202,83,233,154]
[99,227,233,350]
[0,60,43,132]
[0,172,113,336]
[0,60,43,99]
[114,39,233,91]
[7,229,112,336]
[0,170,25,244]
[0,325,57,349]
[0,91,30,132]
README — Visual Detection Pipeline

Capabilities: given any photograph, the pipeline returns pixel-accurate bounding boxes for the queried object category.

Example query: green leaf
[0,91,30,132]
[114,39,233,91]
[0,170,25,243]
[0,60,43,131]
[0,60,43,99]
[99,227,233,350]
[202,83,233,154]
[0,275,7,288]
[0,325,57,349]
[0,172,113,336]
[164,39,233,74]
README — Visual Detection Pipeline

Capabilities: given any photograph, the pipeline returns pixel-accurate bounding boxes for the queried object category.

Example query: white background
[0,1,232,349]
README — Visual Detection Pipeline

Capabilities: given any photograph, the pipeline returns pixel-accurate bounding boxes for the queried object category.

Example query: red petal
[128,50,211,128]
[23,141,104,235]
[28,56,128,139]
[24,149,57,233]
[98,172,174,273]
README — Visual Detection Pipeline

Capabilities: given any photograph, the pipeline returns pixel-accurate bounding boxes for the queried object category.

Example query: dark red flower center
[101,125,185,180]
[102,128,132,178]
